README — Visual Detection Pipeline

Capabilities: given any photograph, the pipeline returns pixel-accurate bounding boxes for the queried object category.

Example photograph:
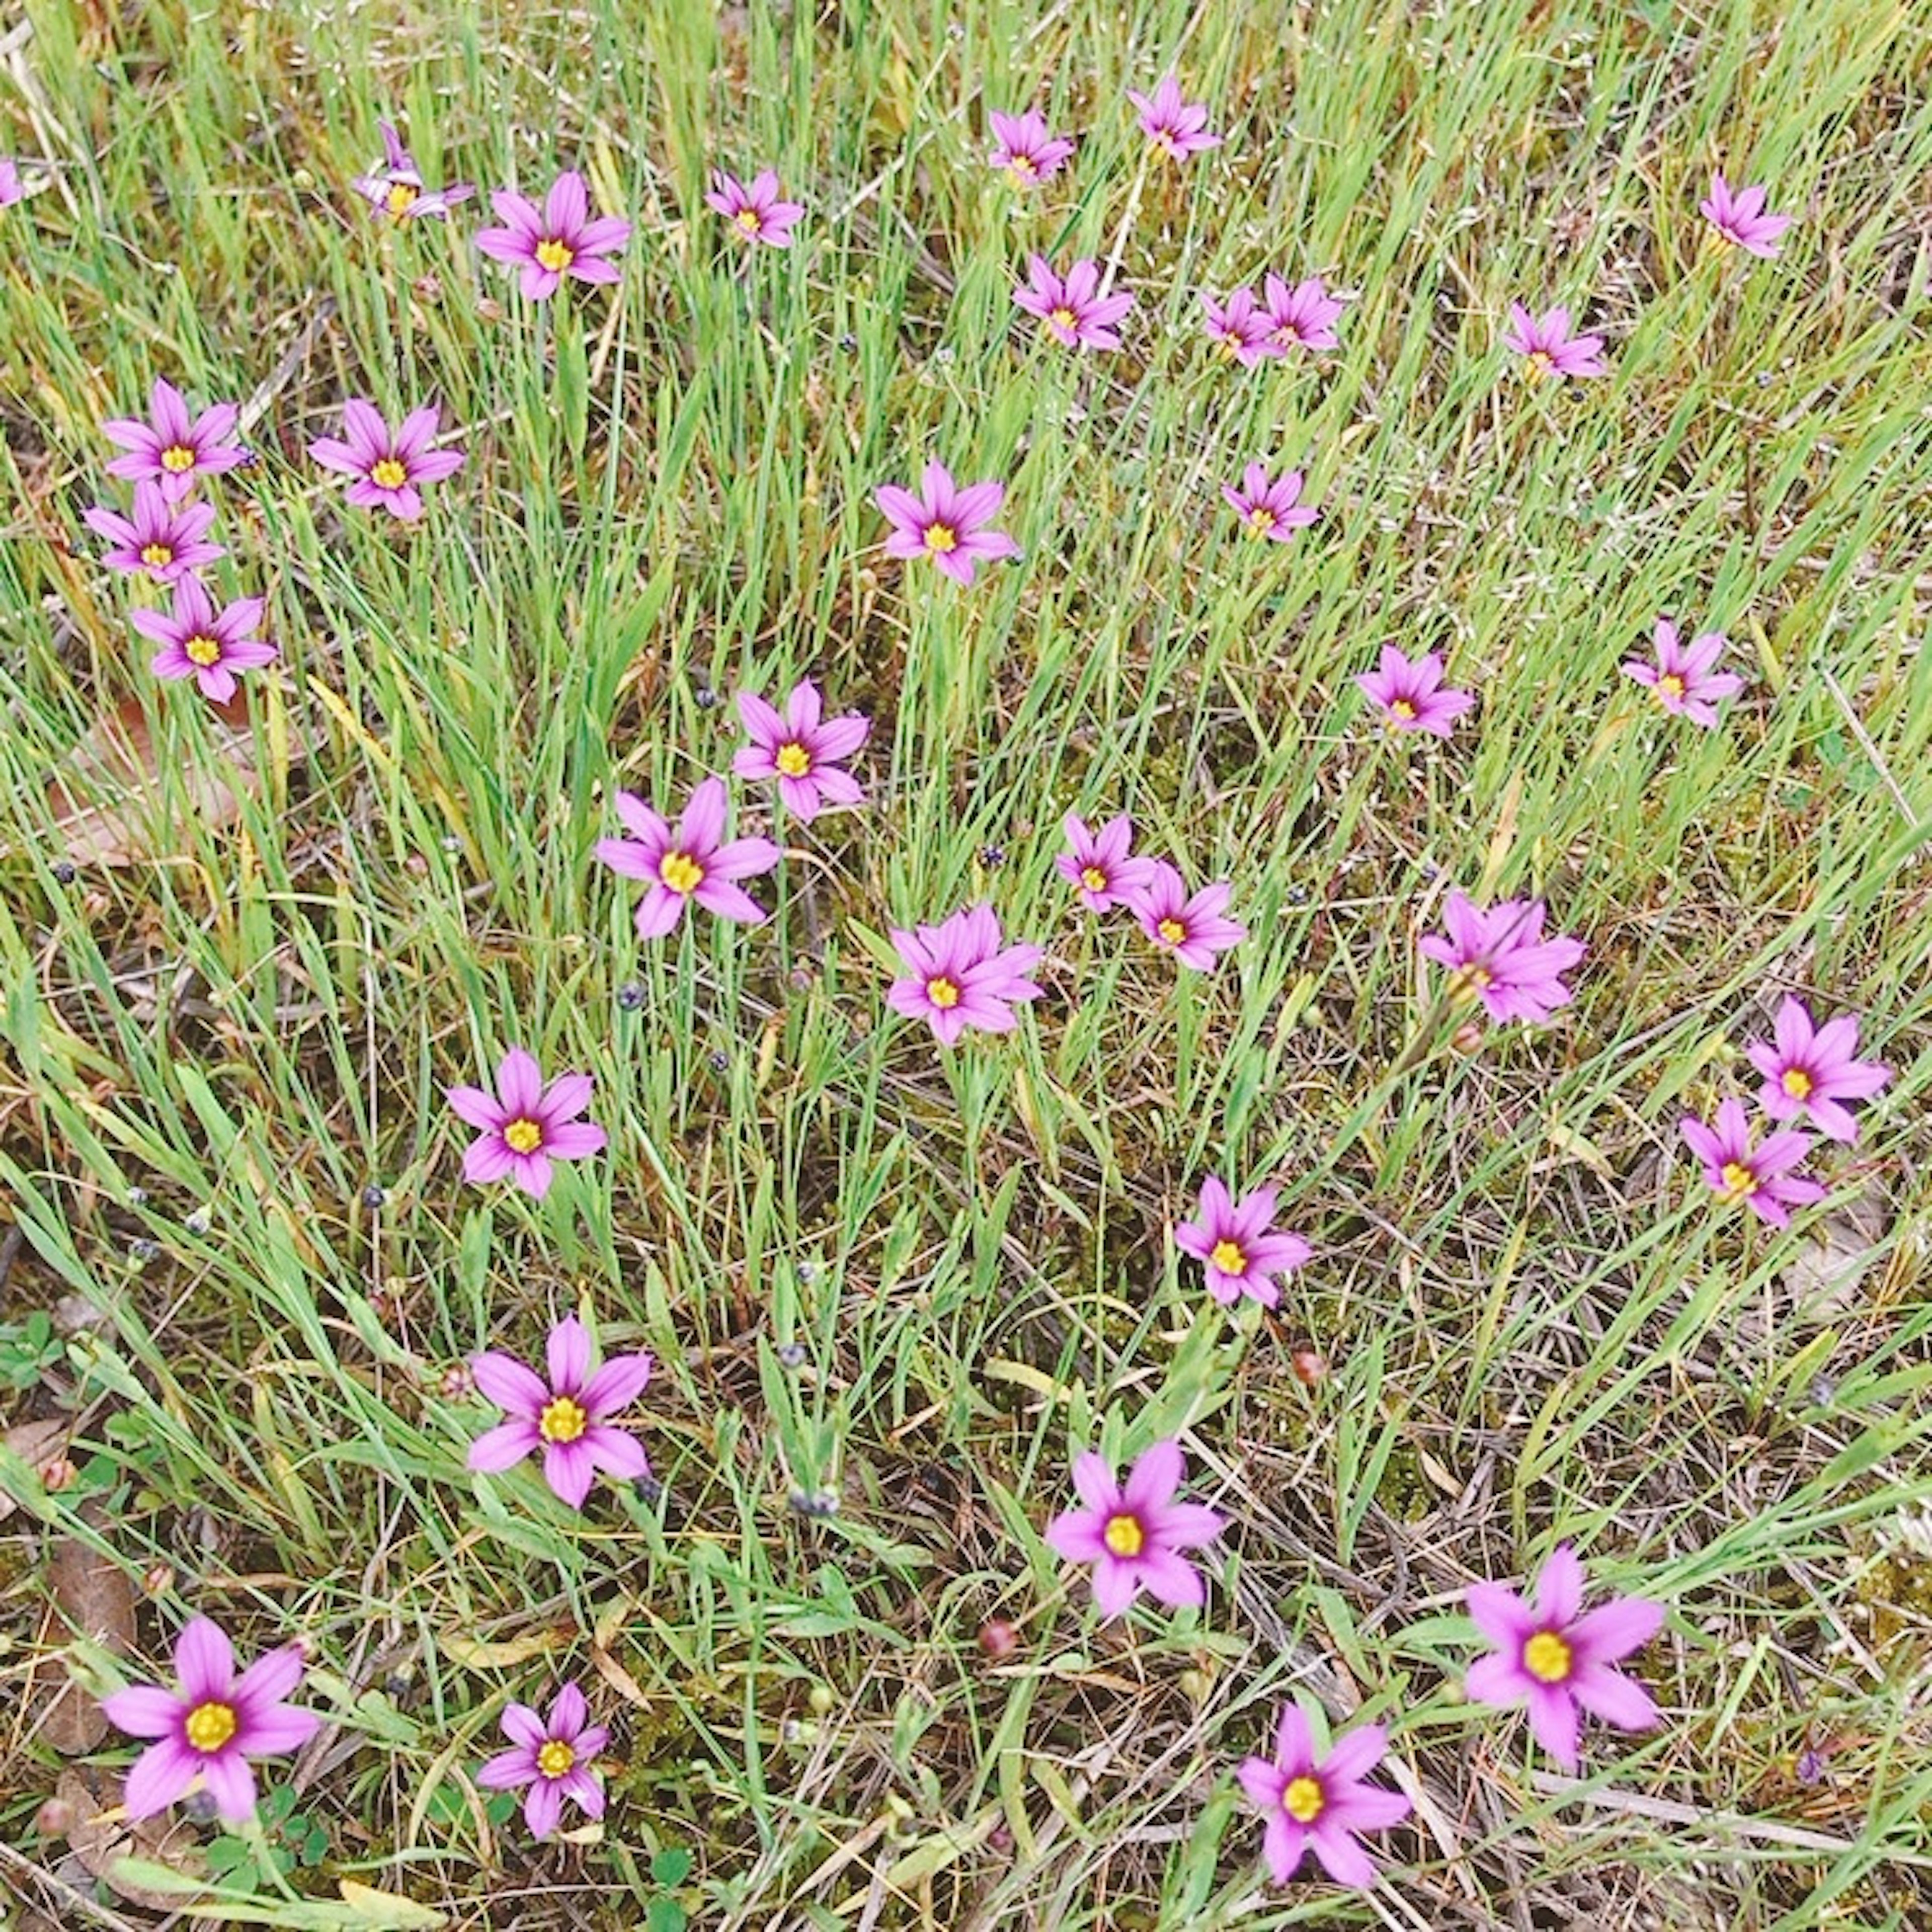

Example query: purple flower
[1134,861,1245,970]
[131,576,275,704]
[989,110,1075,185]
[1013,256,1135,351]
[1044,1439,1224,1619]
[1220,462,1318,542]
[705,168,804,247]
[446,1046,607,1200]
[887,904,1044,1045]
[1679,1097,1825,1229]
[475,171,631,301]
[595,774,780,937]
[1055,813,1156,912]
[309,400,465,521]
[100,1617,319,1824]
[466,1314,653,1510]
[1174,1178,1311,1309]
[1201,288,1276,366]
[1261,273,1345,352]
[1465,1544,1664,1771]
[876,462,1020,587]
[83,481,224,582]
[352,119,474,219]
[1354,646,1475,738]
[1502,303,1607,380]
[1238,1706,1411,1889]
[1700,172,1794,259]
[1126,75,1222,160]
[0,158,24,207]
[1621,619,1744,728]
[733,679,869,821]
[1745,997,1891,1145]
[104,378,246,503]
[476,1682,609,1837]
[1420,891,1585,1025]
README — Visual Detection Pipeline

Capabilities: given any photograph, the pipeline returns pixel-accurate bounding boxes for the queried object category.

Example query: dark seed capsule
[839,332,858,352]
[777,1343,808,1369]
[796,1262,818,1284]
[52,860,76,884]
[184,1789,221,1824]
[183,1208,211,1236]
[708,1048,730,1072]
[617,981,645,1011]
[979,844,1006,868]
[126,1188,147,1206]
[362,1184,386,1209]
[128,1237,159,1262]
[694,686,718,710]
[632,1472,665,1505]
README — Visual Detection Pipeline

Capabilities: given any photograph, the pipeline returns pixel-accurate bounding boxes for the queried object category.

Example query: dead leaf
[589,1642,651,1710]
[0,1417,71,1523]
[441,1629,564,1669]
[1782,1195,1889,1320]
[34,1503,137,1752]
[55,1762,209,1909]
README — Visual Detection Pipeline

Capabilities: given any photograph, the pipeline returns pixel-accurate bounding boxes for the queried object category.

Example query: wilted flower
[733,679,869,821]
[1201,288,1275,366]
[1126,75,1222,159]
[1056,813,1155,912]
[989,109,1075,184]
[1238,1706,1411,1888]
[1261,273,1345,351]
[477,1682,609,1836]
[308,400,465,521]
[352,119,474,219]
[1354,647,1474,737]
[1465,1544,1663,1771]
[104,378,246,502]
[1134,861,1245,969]
[705,168,804,247]
[1174,1178,1310,1308]
[1013,256,1134,350]
[1744,997,1890,1145]
[887,904,1043,1044]
[1044,1439,1224,1618]
[132,577,275,703]
[446,1046,607,1199]
[1621,619,1744,727]
[1679,1097,1825,1229]
[467,1314,653,1509]
[1420,891,1585,1024]
[83,481,223,582]
[1502,303,1607,379]
[475,171,631,300]
[595,774,780,936]
[876,462,1020,587]
[1700,172,1794,258]
[101,1617,318,1824]
[1220,462,1318,542]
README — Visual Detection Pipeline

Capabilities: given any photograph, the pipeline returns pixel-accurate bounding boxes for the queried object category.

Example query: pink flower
[1700,172,1794,258]
[309,400,465,521]
[887,904,1043,1045]
[705,168,804,247]
[83,481,224,582]
[1620,619,1744,727]
[1354,646,1474,738]
[876,462,1020,587]
[352,119,474,219]
[1465,1544,1664,1771]
[1420,891,1584,1025]
[1013,256,1135,351]
[0,158,24,207]
[104,378,246,503]
[100,1617,319,1824]
[1220,462,1318,542]
[1044,1439,1224,1619]
[595,775,780,937]
[1238,1706,1411,1889]
[1679,1097,1825,1229]
[1201,288,1276,366]
[476,1682,609,1837]
[1502,303,1607,380]
[733,679,869,821]
[1055,813,1156,912]
[1261,273,1345,352]
[1744,997,1891,1145]
[446,1046,607,1199]
[989,110,1075,185]
[475,171,631,301]
[1134,861,1245,970]
[1126,75,1222,160]
[1174,1178,1310,1309]
[466,1314,653,1510]
[131,576,275,704]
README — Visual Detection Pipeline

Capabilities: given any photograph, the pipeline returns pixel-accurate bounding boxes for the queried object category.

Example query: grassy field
[4,0,1932,1925]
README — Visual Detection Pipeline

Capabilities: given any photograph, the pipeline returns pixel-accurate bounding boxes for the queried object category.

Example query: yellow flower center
[185,1700,238,1752]
[385,181,419,215]
[1450,964,1493,997]
[1101,1513,1144,1558]
[1283,1775,1325,1823]
[1008,154,1037,179]
[775,742,812,777]
[371,456,409,489]
[1718,1159,1759,1201]
[659,851,704,894]
[1273,324,1302,347]
[160,444,196,473]
[535,237,574,272]
[1210,1239,1247,1276]
[539,1395,588,1443]
[1218,335,1243,358]
[735,207,763,234]
[1247,507,1275,534]
[140,542,174,569]
[924,522,958,555]
[184,634,222,667]
[1049,305,1077,332]
[502,1117,544,1155]
[1079,865,1108,893]
[1390,698,1417,721]
[536,1738,576,1779]
[1157,917,1186,945]
[1782,1068,1813,1100]
[1656,673,1685,700]
[1523,1630,1573,1684]
[926,977,960,1010]
[1524,350,1553,380]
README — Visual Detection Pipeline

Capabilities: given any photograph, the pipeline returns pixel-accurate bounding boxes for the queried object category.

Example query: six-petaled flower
[477,1681,610,1837]
[1621,619,1745,728]
[1502,302,1607,379]
[1221,462,1319,542]
[104,378,247,502]
[876,462,1020,587]
[1238,1704,1411,1889]
[1744,997,1891,1145]
[1014,255,1135,350]
[1044,1439,1224,1618]
[132,576,276,703]
[1174,1177,1311,1308]
[1134,861,1246,970]
[989,109,1076,185]
[887,904,1044,1045]
[309,400,465,521]
[1126,75,1222,159]
[476,170,631,300]
[733,679,869,821]
[1679,1097,1825,1228]
[447,1046,607,1199]
[84,480,224,582]
[352,119,474,219]
[1355,647,1475,738]
[1700,172,1795,258]
[1056,813,1156,913]
[1420,891,1585,1025]
[595,774,781,937]
[706,168,804,247]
